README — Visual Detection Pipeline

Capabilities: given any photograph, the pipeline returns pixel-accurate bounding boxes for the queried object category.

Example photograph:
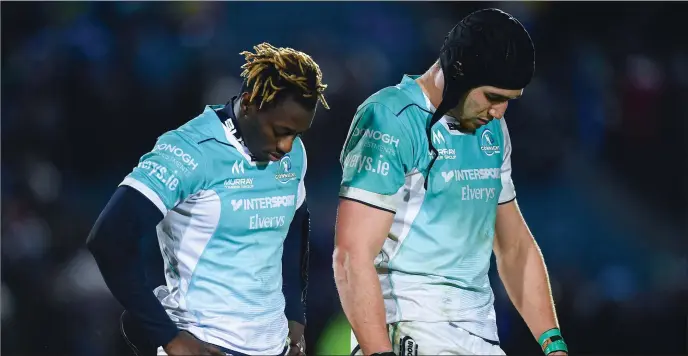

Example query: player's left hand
[287,321,306,356]
[548,352,567,355]
[287,334,306,356]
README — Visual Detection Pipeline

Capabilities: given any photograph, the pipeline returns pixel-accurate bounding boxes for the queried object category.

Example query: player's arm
[492,119,568,355]
[283,148,310,355]
[334,200,395,355]
[86,132,207,351]
[333,103,413,355]
[283,202,309,355]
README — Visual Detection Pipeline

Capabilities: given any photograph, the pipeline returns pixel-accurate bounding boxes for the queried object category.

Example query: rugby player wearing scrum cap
[334,8,568,356]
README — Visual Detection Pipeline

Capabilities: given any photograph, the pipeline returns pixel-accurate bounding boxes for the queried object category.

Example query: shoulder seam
[356,99,420,164]
[166,130,205,147]
[358,101,425,118]
[364,87,432,117]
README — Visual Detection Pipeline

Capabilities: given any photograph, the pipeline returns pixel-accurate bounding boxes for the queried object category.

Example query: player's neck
[416,63,444,110]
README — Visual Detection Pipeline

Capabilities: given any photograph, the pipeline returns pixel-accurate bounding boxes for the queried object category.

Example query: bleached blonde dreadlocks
[240,42,329,111]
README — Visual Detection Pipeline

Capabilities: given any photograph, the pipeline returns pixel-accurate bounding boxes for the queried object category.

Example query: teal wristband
[538,328,568,355]
[544,339,568,355]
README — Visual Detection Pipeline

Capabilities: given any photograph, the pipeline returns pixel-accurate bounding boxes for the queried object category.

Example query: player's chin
[458,121,479,134]
[267,152,284,162]
[251,153,272,163]
[256,151,284,162]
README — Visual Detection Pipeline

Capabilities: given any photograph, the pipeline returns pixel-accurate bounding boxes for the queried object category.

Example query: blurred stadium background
[2,1,686,355]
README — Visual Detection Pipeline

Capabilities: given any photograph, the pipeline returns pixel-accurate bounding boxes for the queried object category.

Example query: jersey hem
[339,186,397,213]
[340,196,396,214]
[184,324,288,356]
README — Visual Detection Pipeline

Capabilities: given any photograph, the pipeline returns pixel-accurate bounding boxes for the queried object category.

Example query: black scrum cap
[424,8,535,188]
[433,8,535,125]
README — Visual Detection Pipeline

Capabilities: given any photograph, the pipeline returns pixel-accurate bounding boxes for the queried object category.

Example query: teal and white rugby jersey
[339,75,516,342]
[119,105,306,355]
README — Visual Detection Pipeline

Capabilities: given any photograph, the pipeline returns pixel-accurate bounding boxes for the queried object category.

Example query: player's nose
[489,101,508,119]
[276,136,294,154]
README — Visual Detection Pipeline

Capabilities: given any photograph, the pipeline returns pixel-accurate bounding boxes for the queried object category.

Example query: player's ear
[239,92,254,116]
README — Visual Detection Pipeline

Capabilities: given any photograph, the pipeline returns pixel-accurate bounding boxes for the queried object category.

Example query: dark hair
[239,42,329,111]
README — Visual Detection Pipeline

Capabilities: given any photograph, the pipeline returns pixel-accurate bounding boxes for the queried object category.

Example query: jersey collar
[398,75,464,133]
[212,98,257,164]
[217,97,245,144]
[397,75,426,107]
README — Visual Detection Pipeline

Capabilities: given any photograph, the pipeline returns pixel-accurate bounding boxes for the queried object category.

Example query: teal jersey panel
[339,76,516,342]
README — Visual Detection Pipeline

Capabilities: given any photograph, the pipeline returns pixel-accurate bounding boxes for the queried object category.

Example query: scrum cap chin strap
[424,8,535,189]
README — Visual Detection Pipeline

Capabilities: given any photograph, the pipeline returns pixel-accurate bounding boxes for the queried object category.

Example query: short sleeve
[119,131,206,214]
[339,103,414,213]
[498,118,516,204]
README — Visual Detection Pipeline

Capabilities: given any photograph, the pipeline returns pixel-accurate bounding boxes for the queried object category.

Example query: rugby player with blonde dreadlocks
[87,43,328,356]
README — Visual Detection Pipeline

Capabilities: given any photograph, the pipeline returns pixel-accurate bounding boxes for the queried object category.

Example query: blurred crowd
[2,2,686,355]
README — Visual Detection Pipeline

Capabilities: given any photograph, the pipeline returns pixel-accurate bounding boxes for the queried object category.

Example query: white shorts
[155,337,290,356]
[351,321,506,356]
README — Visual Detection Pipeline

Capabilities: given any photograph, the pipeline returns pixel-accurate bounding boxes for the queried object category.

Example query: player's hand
[164,331,225,356]
[548,352,567,356]
[287,335,306,356]
[287,321,306,356]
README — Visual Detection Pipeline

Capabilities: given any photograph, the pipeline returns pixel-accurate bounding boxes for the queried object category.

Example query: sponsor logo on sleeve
[353,128,399,147]
[342,154,390,176]
[137,160,181,191]
[153,143,199,171]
